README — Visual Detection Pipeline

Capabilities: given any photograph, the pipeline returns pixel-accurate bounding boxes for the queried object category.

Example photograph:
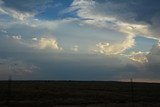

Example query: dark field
[0,81,160,107]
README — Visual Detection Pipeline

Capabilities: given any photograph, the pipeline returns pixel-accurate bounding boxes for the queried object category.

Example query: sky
[0,0,160,82]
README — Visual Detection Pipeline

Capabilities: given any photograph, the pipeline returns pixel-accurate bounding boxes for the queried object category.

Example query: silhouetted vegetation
[0,81,160,107]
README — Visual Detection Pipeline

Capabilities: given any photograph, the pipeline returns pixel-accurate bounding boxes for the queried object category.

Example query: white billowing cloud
[94,36,135,55]
[127,51,149,63]
[38,37,62,50]
[0,58,38,74]
[71,45,79,52]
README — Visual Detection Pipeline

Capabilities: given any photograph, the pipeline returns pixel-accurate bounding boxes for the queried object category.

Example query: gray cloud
[0,34,158,81]
[146,44,160,73]
[0,58,38,78]
[94,0,160,23]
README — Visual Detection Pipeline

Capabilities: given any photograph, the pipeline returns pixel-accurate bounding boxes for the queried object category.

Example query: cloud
[70,0,160,41]
[71,45,79,52]
[29,18,77,29]
[147,44,160,64]
[0,5,34,21]
[0,0,160,81]
[12,35,21,40]
[0,58,38,75]
[0,34,63,53]
[127,51,149,63]
[1,0,51,13]
[0,35,28,52]
[69,0,155,57]
[68,0,160,67]
[1,29,7,33]
[0,0,52,21]
[70,0,151,36]
[32,37,38,41]
[37,37,62,50]
[150,14,160,39]
[94,36,135,55]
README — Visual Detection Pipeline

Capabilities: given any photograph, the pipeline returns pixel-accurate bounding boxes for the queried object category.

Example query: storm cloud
[0,0,160,82]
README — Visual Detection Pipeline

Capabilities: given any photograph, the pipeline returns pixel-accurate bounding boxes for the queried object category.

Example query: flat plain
[0,81,160,107]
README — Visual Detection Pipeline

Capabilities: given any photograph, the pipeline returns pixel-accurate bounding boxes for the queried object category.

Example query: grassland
[0,81,160,107]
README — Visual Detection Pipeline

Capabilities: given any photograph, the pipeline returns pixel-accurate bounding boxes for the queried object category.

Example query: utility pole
[6,75,12,107]
[130,78,134,107]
